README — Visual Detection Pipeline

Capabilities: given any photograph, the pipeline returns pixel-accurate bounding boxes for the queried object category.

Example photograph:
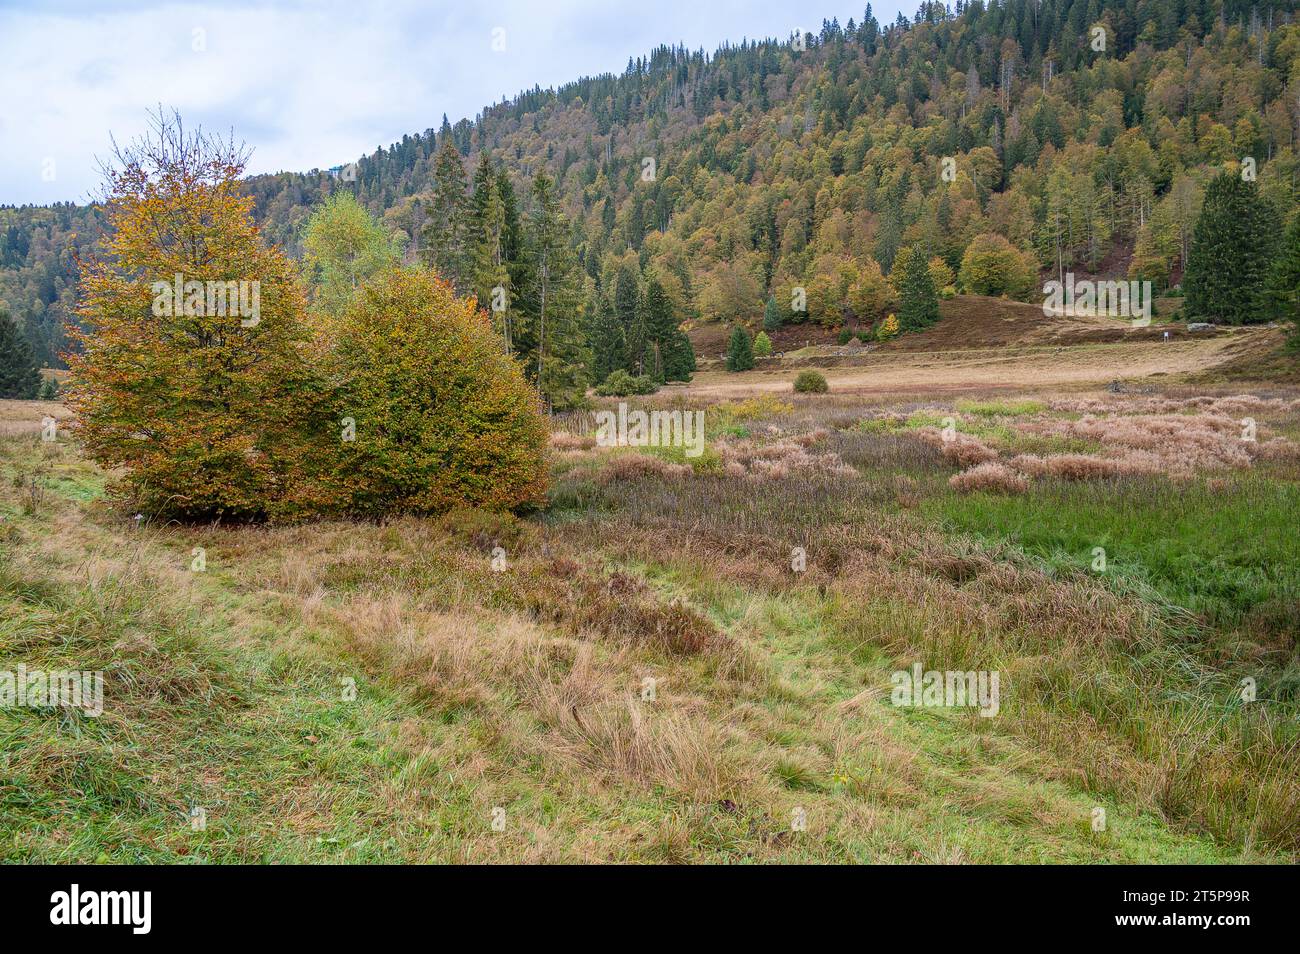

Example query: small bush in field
[793,370,829,394]
[595,369,658,396]
[949,462,1029,494]
[329,265,548,516]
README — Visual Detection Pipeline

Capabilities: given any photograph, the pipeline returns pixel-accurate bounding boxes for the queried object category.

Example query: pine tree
[753,330,773,356]
[589,292,626,384]
[422,138,470,291]
[895,245,940,332]
[1266,215,1300,348]
[469,155,513,350]
[763,294,782,331]
[1185,172,1280,325]
[613,264,644,373]
[527,171,588,408]
[640,276,678,381]
[661,328,695,381]
[0,308,40,398]
[726,324,754,372]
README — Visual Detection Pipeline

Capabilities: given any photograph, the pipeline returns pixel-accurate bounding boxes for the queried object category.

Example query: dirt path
[682,335,1262,399]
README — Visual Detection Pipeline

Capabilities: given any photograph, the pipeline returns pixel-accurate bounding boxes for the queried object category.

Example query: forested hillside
[3,0,1298,374]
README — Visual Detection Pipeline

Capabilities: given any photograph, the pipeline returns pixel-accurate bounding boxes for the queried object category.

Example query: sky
[0,0,909,206]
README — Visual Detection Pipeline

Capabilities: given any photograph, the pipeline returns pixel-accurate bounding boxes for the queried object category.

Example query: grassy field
[2,369,1298,863]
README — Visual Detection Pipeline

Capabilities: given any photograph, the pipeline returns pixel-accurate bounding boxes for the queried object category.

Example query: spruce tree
[1185,172,1280,325]
[763,294,782,331]
[640,276,679,382]
[661,328,695,382]
[589,293,626,384]
[527,172,588,408]
[422,138,470,292]
[1266,215,1300,347]
[726,325,754,372]
[0,309,40,399]
[613,264,644,373]
[895,245,940,332]
[469,155,513,350]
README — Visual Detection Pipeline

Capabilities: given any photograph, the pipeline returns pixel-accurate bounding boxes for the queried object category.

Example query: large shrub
[67,113,337,521]
[793,370,829,393]
[595,369,658,396]
[958,233,1037,300]
[329,265,548,516]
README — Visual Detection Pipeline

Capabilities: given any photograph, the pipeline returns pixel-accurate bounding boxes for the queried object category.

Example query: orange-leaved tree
[327,264,548,516]
[66,110,338,520]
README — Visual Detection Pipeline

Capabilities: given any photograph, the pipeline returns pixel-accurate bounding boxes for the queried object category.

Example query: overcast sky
[0,0,908,206]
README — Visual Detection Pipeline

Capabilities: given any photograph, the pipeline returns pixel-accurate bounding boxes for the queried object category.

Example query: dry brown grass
[949,461,1030,494]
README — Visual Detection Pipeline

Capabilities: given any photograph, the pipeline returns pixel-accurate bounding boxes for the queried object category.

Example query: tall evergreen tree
[0,308,41,399]
[527,172,588,408]
[726,324,754,372]
[589,291,626,384]
[1185,173,1280,325]
[1268,216,1300,349]
[895,245,940,332]
[422,138,470,291]
[613,263,645,373]
[763,294,782,331]
[469,155,513,350]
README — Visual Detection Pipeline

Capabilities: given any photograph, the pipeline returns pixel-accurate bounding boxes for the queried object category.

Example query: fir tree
[0,308,40,399]
[589,292,626,384]
[422,137,471,292]
[527,171,588,408]
[763,294,782,331]
[613,264,644,373]
[726,324,754,372]
[895,245,940,332]
[1266,215,1300,348]
[1185,172,1280,325]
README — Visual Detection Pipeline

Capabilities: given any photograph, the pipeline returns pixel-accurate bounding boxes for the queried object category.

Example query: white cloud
[0,0,897,204]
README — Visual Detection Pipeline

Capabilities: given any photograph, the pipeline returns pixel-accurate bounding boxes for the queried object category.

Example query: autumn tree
[958,233,1037,300]
[301,191,402,316]
[67,111,336,520]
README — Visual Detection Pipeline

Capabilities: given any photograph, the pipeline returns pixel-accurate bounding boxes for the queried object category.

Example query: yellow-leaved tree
[67,111,338,520]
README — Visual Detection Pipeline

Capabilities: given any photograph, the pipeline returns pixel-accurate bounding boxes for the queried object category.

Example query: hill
[3,0,1299,374]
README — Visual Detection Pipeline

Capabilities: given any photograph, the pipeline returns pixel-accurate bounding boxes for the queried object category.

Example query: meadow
[2,369,1297,863]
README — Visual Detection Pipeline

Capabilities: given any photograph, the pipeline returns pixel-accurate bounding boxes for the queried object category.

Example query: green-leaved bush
[793,370,829,393]
[595,369,659,396]
[328,266,549,516]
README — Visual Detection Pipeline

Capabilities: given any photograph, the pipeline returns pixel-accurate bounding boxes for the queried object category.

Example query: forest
[2,0,1299,389]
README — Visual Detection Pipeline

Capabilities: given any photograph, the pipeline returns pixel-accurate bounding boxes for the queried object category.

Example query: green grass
[923,473,1300,655]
